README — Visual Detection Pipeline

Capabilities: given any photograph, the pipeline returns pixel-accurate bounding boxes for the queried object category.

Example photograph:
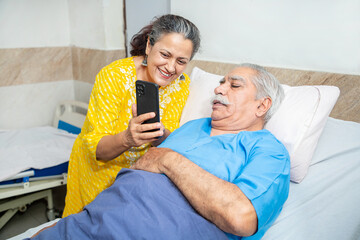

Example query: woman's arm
[95,131,131,161]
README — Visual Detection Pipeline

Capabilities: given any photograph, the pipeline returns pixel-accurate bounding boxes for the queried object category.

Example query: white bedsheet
[263,117,360,240]
[8,218,61,240]
[0,126,77,182]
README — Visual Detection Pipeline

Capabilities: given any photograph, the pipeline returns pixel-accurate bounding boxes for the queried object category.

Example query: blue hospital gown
[159,118,290,240]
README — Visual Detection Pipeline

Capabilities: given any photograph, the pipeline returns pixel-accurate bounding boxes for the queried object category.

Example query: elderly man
[31,64,290,240]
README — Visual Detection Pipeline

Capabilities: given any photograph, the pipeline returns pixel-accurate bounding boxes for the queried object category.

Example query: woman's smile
[158,68,174,79]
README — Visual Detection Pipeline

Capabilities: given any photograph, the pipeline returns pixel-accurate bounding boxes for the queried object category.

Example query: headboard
[185,60,360,123]
[53,101,88,134]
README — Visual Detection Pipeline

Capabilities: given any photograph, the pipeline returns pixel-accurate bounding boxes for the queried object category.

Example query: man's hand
[130,147,175,174]
[133,146,257,237]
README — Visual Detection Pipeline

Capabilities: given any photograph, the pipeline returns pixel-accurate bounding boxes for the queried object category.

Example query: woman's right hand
[96,104,165,161]
[123,104,165,148]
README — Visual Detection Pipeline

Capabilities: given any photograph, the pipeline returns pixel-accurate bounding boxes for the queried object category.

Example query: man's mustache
[211,94,232,105]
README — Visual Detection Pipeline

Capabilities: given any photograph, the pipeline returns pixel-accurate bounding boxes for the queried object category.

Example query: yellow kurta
[63,57,190,217]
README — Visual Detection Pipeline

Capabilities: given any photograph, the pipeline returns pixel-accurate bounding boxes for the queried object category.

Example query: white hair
[239,63,284,122]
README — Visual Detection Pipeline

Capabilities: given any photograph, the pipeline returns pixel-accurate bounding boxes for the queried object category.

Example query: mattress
[263,117,360,240]
[0,126,77,182]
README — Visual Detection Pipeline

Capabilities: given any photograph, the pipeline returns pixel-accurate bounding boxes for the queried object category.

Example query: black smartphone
[136,80,160,127]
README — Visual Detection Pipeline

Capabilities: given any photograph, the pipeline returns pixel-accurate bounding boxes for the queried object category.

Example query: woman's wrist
[96,131,132,161]
[117,130,132,150]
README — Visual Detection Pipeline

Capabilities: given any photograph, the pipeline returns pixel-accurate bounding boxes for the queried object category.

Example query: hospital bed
[9,67,360,240]
[0,101,87,230]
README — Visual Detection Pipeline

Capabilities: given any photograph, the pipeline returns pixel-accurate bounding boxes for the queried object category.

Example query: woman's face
[145,32,193,87]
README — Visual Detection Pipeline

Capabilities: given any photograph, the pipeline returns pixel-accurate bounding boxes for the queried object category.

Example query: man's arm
[131,147,258,237]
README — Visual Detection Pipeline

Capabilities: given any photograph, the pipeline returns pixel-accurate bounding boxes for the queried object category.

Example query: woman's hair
[239,63,285,123]
[130,14,201,60]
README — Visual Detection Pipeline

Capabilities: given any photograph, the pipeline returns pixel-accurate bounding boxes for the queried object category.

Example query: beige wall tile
[71,47,126,84]
[0,47,72,86]
[0,47,126,87]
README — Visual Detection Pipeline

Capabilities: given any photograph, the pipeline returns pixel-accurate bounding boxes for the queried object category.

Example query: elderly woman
[63,14,201,217]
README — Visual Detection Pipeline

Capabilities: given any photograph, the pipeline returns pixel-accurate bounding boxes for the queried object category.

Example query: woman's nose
[165,59,176,73]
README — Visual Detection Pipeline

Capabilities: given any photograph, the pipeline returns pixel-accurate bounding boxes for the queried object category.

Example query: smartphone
[136,80,160,128]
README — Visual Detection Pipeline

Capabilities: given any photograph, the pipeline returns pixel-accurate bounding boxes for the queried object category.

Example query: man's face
[211,67,264,132]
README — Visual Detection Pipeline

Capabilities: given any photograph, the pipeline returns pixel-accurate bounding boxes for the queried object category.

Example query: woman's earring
[141,55,148,67]
[179,74,185,80]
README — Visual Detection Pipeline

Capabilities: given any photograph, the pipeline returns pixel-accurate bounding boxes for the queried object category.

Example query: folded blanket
[31,169,227,240]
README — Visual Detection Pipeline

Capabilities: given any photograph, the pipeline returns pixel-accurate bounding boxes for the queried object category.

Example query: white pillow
[180,67,340,183]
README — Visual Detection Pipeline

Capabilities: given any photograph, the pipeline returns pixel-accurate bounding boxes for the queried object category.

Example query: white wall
[0,0,125,49]
[68,0,124,49]
[103,0,125,49]
[74,81,94,104]
[171,0,360,75]
[0,0,70,48]
[67,0,105,49]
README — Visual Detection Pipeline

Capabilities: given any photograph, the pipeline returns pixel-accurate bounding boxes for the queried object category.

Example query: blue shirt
[159,118,290,240]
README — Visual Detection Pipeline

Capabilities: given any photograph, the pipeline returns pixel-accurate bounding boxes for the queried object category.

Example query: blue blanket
[32,169,227,240]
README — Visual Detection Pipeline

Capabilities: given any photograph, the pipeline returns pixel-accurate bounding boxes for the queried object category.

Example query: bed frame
[0,101,87,230]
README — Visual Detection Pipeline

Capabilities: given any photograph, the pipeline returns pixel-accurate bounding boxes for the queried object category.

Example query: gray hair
[239,63,284,122]
[148,14,201,60]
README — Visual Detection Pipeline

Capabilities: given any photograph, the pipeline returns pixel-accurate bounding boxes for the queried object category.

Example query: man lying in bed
[31,63,290,240]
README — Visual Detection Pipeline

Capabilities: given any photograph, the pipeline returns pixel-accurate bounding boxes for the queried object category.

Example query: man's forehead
[228,75,246,82]
[226,67,253,82]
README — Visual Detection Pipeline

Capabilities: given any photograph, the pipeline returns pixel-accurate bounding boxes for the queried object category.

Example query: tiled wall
[0,47,126,87]
[0,47,72,87]
[0,47,125,128]
[70,47,126,84]
[1,47,358,128]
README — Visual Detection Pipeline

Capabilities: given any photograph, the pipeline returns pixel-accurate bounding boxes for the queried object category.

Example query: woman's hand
[96,104,169,161]
[123,104,165,148]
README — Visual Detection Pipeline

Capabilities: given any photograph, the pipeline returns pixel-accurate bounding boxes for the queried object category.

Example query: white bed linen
[0,126,77,182]
[8,218,60,240]
[263,117,360,240]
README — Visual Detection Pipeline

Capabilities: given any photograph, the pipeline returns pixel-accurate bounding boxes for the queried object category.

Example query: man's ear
[256,97,272,118]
